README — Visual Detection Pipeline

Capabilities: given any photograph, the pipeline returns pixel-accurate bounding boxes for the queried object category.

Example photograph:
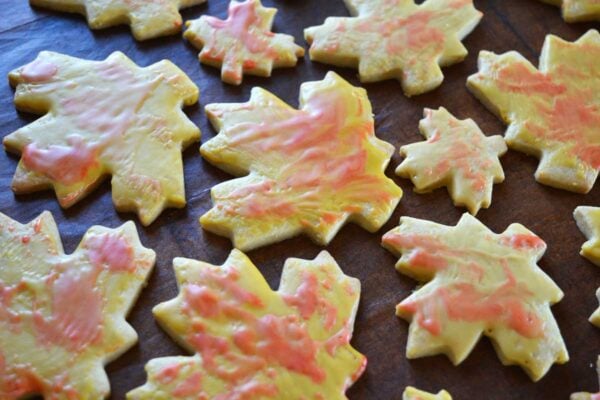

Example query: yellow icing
[0,211,155,399]
[540,0,600,22]
[30,0,205,40]
[184,0,305,85]
[200,71,402,251]
[571,356,600,399]
[382,213,568,381]
[573,206,600,328]
[128,250,365,399]
[4,51,200,226]
[467,30,600,193]
[404,386,453,400]
[304,0,482,96]
[397,107,507,215]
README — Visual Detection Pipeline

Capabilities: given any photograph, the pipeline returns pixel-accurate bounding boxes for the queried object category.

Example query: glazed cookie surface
[0,211,155,399]
[304,0,482,96]
[467,30,600,193]
[382,213,568,381]
[396,107,507,214]
[540,0,600,22]
[403,386,452,400]
[571,356,600,400]
[200,71,402,251]
[184,0,305,85]
[30,0,205,40]
[573,206,600,327]
[5,51,200,226]
[128,250,366,399]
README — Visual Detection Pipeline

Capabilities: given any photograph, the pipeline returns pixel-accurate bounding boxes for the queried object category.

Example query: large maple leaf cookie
[403,386,452,400]
[200,71,403,251]
[539,0,600,22]
[382,213,568,381]
[573,206,600,328]
[184,0,305,85]
[128,250,366,399]
[304,0,482,96]
[467,30,600,193]
[396,107,507,214]
[0,211,155,399]
[4,51,200,226]
[30,0,205,40]
[571,356,600,400]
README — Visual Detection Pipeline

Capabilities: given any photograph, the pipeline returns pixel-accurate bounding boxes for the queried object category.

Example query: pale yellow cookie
[382,213,568,381]
[184,0,305,85]
[467,30,600,193]
[404,386,453,400]
[304,0,482,96]
[539,0,600,22]
[0,211,155,399]
[397,107,507,215]
[128,250,365,399]
[200,71,403,251]
[30,0,205,40]
[4,51,200,226]
[571,356,600,400]
[573,206,600,328]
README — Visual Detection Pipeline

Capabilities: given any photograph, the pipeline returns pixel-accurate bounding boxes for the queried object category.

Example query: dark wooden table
[0,0,598,398]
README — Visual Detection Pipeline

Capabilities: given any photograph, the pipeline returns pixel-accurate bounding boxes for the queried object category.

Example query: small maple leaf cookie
[396,107,507,214]
[404,386,452,400]
[4,51,200,226]
[571,356,600,400]
[30,0,205,40]
[467,30,600,193]
[184,0,305,85]
[382,213,569,381]
[573,206,600,327]
[200,71,403,251]
[0,211,155,399]
[304,0,482,96]
[128,250,366,399]
[539,0,600,22]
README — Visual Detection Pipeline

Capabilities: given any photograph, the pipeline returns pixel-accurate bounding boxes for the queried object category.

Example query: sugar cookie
[539,0,600,22]
[573,206,600,328]
[404,386,452,400]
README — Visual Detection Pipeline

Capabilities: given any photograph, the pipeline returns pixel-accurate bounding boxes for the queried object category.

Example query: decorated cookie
[5,51,200,226]
[404,386,452,400]
[0,211,155,399]
[304,0,482,96]
[573,206,600,327]
[467,30,600,193]
[200,71,403,251]
[30,0,205,40]
[382,213,568,381]
[539,0,600,22]
[128,250,366,399]
[571,356,600,400]
[184,0,305,85]
[396,107,507,214]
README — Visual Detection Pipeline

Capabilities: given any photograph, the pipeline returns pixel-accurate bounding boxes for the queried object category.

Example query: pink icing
[20,59,58,83]
[85,233,135,273]
[22,136,99,186]
[172,372,203,398]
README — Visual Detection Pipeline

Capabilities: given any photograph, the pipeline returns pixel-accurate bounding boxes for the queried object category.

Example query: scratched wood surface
[0,0,598,398]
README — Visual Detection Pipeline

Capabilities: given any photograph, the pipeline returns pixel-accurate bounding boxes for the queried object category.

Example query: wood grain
[0,1,598,398]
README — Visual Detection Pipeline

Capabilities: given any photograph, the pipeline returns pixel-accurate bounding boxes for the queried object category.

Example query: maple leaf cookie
[5,51,200,226]
[382,213,568,381]
[200,71,403,251]
[0,211,155,399]
[304,0,482,97]
[573,206,600,327]
[404,387,452,400]
[467,30,600,193]
[571,356,600,400]
[539,0,600,22]
[396,107,507,215]
[184,0,305,85]
[30,0,205,40]
[128,250,366,399]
